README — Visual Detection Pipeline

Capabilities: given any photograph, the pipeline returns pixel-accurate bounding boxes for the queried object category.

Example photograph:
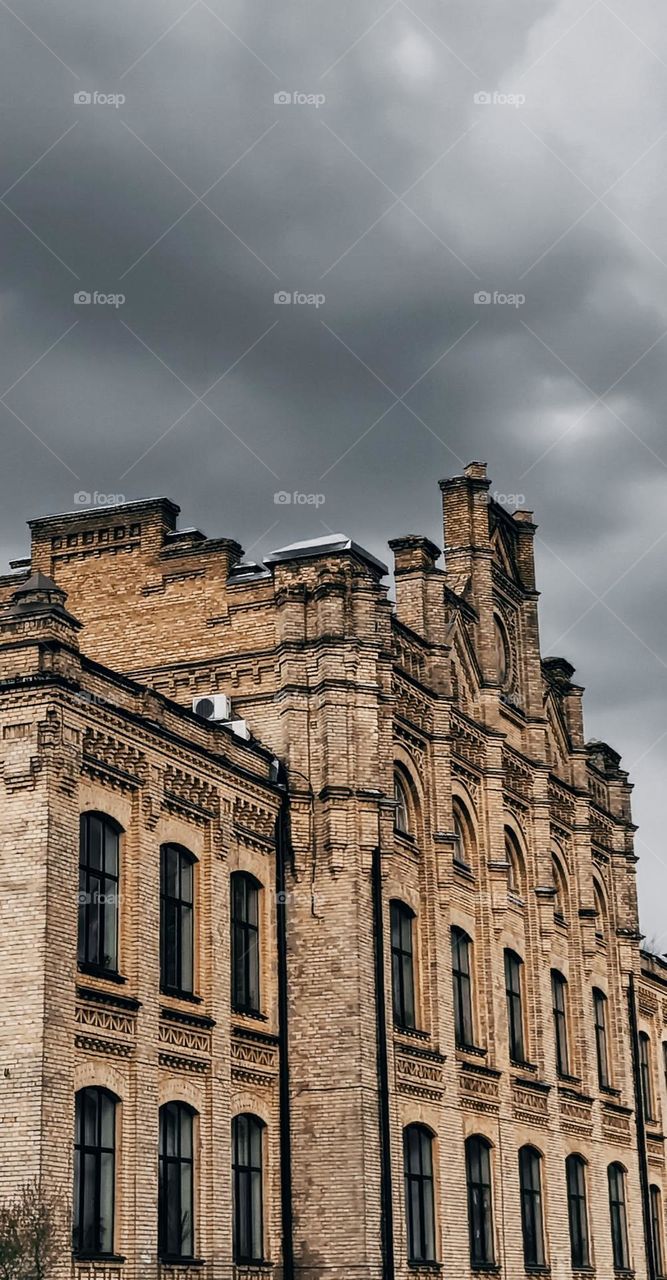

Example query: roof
[265,533,388,576]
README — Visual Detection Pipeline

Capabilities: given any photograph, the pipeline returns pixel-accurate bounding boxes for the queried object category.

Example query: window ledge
[408,1264,441,1274]
[471,1266,500,1274]
[525,1268,551,1276]
[456,1043,488,1059]
[78,963,127,985]
[453,859,475,880]
[159,1259,205,1268]
[511,1058,538,1073]
[160,988,203,1005]
[74,1254,126,1264]
[233,1005,269,1022]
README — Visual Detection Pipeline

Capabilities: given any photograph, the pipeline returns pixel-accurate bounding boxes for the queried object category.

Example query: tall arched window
[78,813,121,974]
[566,1154,590,1269]
[452,927,474,1049]
[452,799,475,872]
[593,878,607,942]
[651,1184,666,1278]
[551,970,570,1077]
[231,873,261,1014]
[232,1114,265,1264]
[593,988,610,1089]
[394,772,411,835]
[73,1087,117,1257]
[160,844,195,995]
[608,1162,630,1271]
[640,1032,655,1122]
[159,1102,195,1261]
[504,949,526,1064]
[505,828,524,898]
[552,853,568,924]
[519,1146,546,1268]
[403,1125,436,1264]
[390,901,416,1029]
[466,1136,494,1267]
[494,614,512,690]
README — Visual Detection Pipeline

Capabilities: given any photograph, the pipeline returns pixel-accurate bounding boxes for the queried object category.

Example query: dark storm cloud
[1,0,666,936]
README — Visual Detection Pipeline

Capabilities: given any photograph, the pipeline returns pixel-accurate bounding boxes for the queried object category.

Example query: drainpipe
[275,765,294,1280]
[628,971,656,1280]
[372,844,395,1280]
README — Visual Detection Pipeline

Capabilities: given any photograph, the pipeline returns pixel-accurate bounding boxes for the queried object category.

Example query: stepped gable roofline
[586,738,623,774]
[28,496,181,531]
[265,533,388,577]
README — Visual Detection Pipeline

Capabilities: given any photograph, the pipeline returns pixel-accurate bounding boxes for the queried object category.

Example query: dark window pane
[159,1103,195,1261]
[466,1137,494,1267]
[78,814,120,972]
[73,1088,116,1258]
[231,874,261,1014]
[160,846,195,995]
[403,1126,436,1264]
[390,902,416,1030]
[233,1114,264,1263]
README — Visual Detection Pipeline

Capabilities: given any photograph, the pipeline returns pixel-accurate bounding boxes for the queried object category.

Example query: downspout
[275,763,295,1280]
[628,971,656,1280]
[372,844,395,1280]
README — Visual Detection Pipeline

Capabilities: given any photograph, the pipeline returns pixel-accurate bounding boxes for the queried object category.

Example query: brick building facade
[0,462,665,1280]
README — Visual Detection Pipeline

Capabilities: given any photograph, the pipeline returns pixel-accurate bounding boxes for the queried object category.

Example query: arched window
[640,1032,655,1122]
[160,844,195,996]
[466,1135,494,1267]
[552,853,568,924]
[651,1185,666,1278]
[505,828,524,898]
[608,1162,630,1271]
[519,1146,546,1268]
[159,1102,195,1261]
[451,927,474,1049]
[78,813,121,974]
[231,873,261,1014]
[494,614,512,690]
[551,970,569,1077]
[403,1125,436,1264]
[232,1114,265,1264]
[593,988,610,1089]
[504,949,526,1064]
[390,901,416,1029]
[394,772,411,835]
[452,799,475,872]
[593,878,607,942]
[566,1154,590,1269]
[73,1087,117,1257]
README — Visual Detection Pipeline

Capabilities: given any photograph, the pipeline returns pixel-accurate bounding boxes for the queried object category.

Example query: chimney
[388,536,446,643]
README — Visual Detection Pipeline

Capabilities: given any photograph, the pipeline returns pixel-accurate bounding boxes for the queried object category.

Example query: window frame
[78,812,122,976]
[465,1135,495,1268]
[504,949,526,1065]
[452,799,474,872]
[159,1101,195,1263]
[232,1113,265,1265]
[160,843,196,997]
[593,988,611,1089]
[394,771,411,836]
[551,970,570,1077]
[566,1153,590,1270]
[452,926,475,1050]
[519,1145,546,1269]
[390,901,417,1030]
[608,1162,630,1272]
[651,1184,666,1279]
[639,1031,655,1122]
[73,1086,117,1260]
[403,1124,437,1265]
[231,872,261,1015]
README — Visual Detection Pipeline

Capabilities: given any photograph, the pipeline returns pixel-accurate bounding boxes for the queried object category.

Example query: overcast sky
[1,0,666,940]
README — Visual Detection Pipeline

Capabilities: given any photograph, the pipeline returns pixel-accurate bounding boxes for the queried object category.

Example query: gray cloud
[1,0,666,939]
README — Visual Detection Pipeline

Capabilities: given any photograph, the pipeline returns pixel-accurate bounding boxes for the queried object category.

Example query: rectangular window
[505,950,525,1064]
[640,1033,655,1122]
[552,971,569,1076]
[390,902,416,1029]
[652,1185,665,1278]
[452,928,474,1049]
[594,989,610,1089]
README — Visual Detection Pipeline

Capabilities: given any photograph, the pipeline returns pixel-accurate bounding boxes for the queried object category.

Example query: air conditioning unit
[228,719,251,741]
[192,694,232,722]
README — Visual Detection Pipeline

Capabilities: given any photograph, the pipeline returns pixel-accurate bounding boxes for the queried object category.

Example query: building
[0,462,665,1280]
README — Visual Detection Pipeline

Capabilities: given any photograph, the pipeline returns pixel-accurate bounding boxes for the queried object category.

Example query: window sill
[471,1266,500,1274]
[232,1005,268,1022]
[511,1058,538,1073]
[78,962,126,985]
[456,1043,488,1059]
[74,1254,126,1264]
[160,987,202,1004]
[453,859,475,879]
[525,1268,551,1276]
[159,1258,205,1268]
[408,1264,441,1273]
